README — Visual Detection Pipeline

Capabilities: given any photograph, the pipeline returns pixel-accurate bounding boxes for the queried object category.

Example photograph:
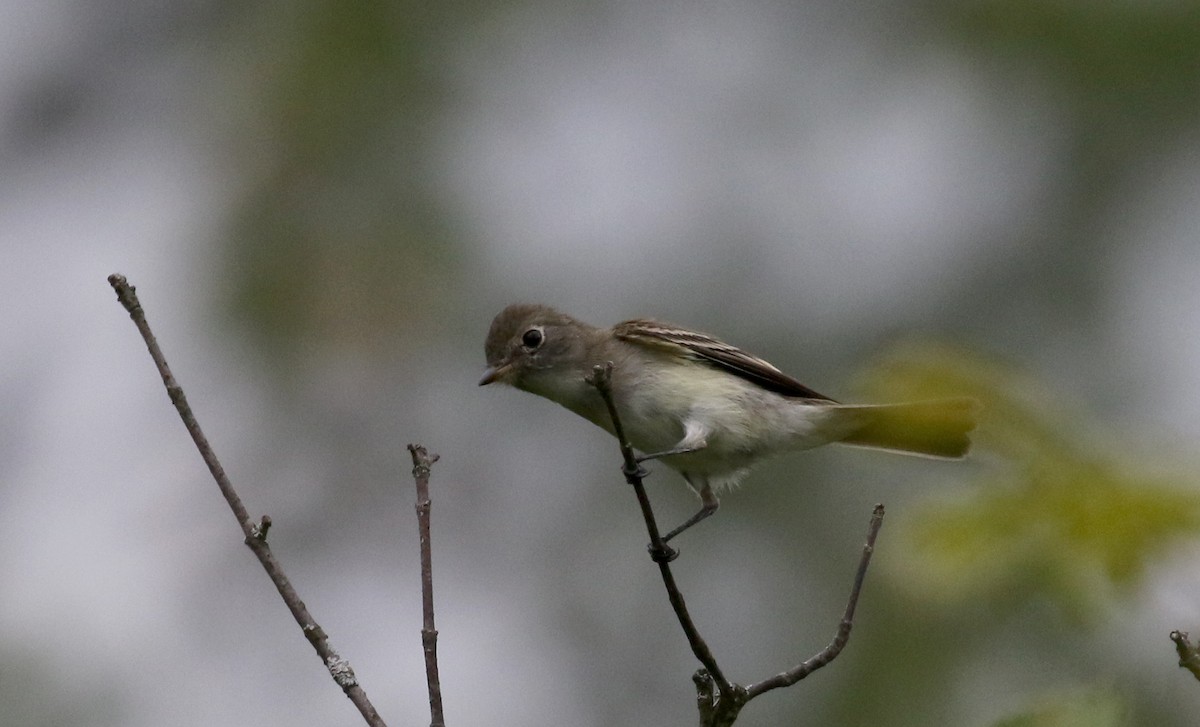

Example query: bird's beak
[478,361,514,386]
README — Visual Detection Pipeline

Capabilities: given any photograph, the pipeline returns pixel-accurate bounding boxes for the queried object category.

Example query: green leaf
[859,342,1200,616]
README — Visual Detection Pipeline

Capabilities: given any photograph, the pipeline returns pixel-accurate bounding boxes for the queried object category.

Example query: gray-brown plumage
[481,303,978,541]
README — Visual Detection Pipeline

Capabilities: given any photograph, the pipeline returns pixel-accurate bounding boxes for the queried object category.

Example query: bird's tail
[823,398,979,459]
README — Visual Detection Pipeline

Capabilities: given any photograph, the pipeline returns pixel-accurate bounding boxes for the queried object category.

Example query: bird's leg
[632,422,717,551]
[636,421,708,463]
[635,444,705,463]
[661,483,720,543]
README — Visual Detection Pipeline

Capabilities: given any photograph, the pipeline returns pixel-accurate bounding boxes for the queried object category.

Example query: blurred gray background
[5,1,1200,725]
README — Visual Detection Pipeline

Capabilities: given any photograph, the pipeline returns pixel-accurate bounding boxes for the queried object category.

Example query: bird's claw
[648,541,679,563]
[621,462,650,481]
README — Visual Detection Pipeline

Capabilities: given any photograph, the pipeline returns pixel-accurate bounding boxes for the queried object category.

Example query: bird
[480,303,978,543]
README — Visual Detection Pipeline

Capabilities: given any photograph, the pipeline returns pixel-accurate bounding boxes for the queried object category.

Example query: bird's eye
[521,327,544,349]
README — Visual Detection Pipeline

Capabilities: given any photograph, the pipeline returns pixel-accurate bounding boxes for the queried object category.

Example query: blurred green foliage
[991,687,1126,727]
[216,3,468,356]
[858,342,1200,618]
[941,1,1200,123]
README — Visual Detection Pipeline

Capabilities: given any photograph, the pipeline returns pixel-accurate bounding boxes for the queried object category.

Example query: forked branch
[586,361,884,725]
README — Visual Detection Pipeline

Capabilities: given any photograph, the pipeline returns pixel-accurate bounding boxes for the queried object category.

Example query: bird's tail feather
[824,398,979,459]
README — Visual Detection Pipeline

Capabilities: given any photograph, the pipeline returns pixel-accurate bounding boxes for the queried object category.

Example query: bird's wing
[613,319,835,401]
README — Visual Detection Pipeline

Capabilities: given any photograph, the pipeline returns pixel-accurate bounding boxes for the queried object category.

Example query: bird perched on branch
[480,303,978,542]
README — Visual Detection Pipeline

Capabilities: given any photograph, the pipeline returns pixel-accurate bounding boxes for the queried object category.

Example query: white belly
[609,357,833,481]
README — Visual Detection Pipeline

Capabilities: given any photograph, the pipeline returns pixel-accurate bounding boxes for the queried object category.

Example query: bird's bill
[478,361,514,386]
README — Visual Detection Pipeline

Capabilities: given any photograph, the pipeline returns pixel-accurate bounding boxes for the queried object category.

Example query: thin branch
[107,274,386,727]
[408,444,446,727]
[746,504,885,697]
[586,364,732,693]
[1170,630,1200,682]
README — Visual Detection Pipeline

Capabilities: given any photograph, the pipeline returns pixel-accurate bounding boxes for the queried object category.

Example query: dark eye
[521,327,544,349]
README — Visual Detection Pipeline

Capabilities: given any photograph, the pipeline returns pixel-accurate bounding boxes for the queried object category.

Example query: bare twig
[746,504,885,697]
[408,444,446,727]
[107,274,386,727]
[1171,630,1200,682]
[585,361,885,725]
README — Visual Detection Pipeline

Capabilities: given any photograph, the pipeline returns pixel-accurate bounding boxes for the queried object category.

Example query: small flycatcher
[480,303,977,542]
